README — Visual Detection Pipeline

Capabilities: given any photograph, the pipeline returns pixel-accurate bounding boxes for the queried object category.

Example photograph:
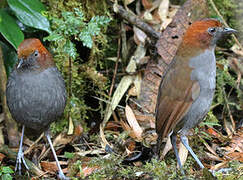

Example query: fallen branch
[113,4,160,40]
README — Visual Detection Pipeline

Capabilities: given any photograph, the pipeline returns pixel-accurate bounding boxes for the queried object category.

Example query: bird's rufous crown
[17,38,50,59]
[182,19,222,49]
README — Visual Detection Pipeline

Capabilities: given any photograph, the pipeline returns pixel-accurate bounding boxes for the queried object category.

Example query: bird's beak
[222,27,237,34]
[17,58,24,69]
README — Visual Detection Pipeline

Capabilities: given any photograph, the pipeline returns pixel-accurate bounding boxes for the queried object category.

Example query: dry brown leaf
[224,118,234,138]
[143,11,153,22]
[100,124,112,149]
[210,161,228,171]
[0,152,5,162]
[222,127,243,154]
[161,137,172,158]
[124,0,135,6]
[227,152,243,162]
[202,140,219,157]
[53,133,73,147]
[128,74,142,98]
[205,152,223,162]
[126,140,136,152]
[68,116,74,135]
[125,105,143,140]
[133,26,147,45]
[125,147,132,155]
[158,0,169,21]
[152,9,162,23]
[142,0,153,9]
[40,161,68,174]
[231,44,243,57]
[74,124,83,136]
[120,120,140,140]
[105,121,121,131]
[77,165,100,177]
[160,18,172,30]
[178,141,188,167]
[128,86,138,97]
[143,131,157,145]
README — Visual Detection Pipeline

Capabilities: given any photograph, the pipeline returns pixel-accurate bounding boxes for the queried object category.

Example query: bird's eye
[34,50,39,57]
[208,27,216,34]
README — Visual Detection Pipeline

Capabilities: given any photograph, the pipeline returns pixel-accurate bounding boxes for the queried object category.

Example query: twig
[113,4,160,40]
[68,57,73,134]
[91,96,125,109]
[24,133,44,155]
[223,92,236,132]
[121,22,128,62]
[209,0,242,49]
[109,34,121,97]
[82,137,93,150]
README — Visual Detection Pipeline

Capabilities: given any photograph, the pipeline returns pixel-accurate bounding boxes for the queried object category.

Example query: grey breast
[6,67,66,131]
[178,49,216,135]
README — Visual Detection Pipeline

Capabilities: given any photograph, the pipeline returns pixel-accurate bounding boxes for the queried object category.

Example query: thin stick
[224,92,236,132]
[209,0,242,49]
[24,133,44,155]
[109,34,121,97]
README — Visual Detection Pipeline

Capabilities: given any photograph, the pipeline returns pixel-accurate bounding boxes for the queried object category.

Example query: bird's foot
[15,149,29,175]
[57,171,69,180]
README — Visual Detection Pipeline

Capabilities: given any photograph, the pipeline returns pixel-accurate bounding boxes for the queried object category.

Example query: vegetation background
[0,0,242,179]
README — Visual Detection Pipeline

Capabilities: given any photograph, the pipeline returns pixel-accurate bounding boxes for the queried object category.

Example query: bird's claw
[15,150,29,175]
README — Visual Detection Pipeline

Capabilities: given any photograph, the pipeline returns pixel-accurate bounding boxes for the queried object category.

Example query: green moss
[39,0,115,133]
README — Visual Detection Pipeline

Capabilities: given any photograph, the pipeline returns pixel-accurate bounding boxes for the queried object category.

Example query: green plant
[44,4,111,133]
[45,8,110,57]
[0,166,14,180]
[0,0,50,49]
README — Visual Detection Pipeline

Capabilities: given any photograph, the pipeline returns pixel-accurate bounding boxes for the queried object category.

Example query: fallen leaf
[125,105,143,141]
[68,116,74,135]
[205,152,223,162]
[126,140,136,152]
[0,153,5,162]
[161,137,172,158]
[178,141,188,167]
[142,0,153,9]
[133,26,147,45]
[40,161,68,174]
[227,152,243,162]
[76,149,105,157]
[53,133,73,147]
[124,0,135,6]
[128,86,138,97]
[74,124,83,136]
[77,165,100,177]
[210,161,228,171]
[158,0,169,22]
[231,44,243,57]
